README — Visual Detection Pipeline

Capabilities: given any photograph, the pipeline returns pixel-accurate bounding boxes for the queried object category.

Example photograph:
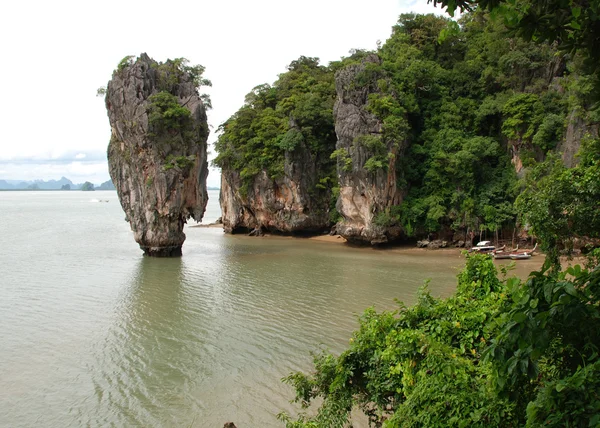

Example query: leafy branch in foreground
[281,254,600,427]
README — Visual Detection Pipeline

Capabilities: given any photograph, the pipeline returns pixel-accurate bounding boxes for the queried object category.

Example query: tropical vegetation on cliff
[516,137,600,264]
[214,56,338,200]
[214,10,598,249]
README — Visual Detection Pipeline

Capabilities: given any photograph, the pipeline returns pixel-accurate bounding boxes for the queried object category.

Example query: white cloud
[75,153,87,159]
[0,0,443,185]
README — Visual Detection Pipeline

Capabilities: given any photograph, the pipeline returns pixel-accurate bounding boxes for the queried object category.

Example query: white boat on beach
[469,241,496,253]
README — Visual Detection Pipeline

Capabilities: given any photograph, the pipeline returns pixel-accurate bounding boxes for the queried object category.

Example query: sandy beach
[189,222,589,276]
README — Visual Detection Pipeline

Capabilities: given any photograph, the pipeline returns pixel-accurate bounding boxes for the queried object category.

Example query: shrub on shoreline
[280,253,600,427]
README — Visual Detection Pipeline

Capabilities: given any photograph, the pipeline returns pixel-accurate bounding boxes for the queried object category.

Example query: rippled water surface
[0,190,542,427]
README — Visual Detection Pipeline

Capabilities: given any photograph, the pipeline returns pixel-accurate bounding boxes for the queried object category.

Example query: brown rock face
[333,55,403,245]
[220,145,330,234]
[105,54,209,256]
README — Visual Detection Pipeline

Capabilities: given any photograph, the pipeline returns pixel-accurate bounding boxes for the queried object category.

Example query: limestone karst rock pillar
[105,54,209,256]
[333,54,404,245]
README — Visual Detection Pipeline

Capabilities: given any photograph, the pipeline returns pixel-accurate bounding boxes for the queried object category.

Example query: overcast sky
[0,0,442,187]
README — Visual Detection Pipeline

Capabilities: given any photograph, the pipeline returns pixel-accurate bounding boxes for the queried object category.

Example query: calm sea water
[0,190,541,427]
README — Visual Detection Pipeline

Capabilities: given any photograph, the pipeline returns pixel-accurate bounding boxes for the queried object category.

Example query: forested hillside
[214,11,598,250]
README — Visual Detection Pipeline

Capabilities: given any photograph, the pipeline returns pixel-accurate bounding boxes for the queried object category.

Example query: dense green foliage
[212,12,595,243]
[213,11,599,254]
[214,57,338,201]
[145,88,205,170]
[516,137,600,263]
[147,91,192,134]
[151,57,213,109]
[117,55,135,73]
[430,0,600,98]
[349,12,571,238]
[280,255,600,427]
[163,154,196,171]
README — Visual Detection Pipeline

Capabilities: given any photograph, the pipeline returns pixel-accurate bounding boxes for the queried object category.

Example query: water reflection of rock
[91,257,218,427]
[86,233,469,427]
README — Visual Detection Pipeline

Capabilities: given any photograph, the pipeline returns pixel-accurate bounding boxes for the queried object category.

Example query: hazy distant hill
[0,177,116,190]
[0,180,16,189]
[36,177,74,190]
[96,180,115,190]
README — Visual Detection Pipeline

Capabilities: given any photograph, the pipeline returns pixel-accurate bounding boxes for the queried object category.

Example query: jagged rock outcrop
[333,55,403,245]
[105,54,209,256]
[220,142,330,234]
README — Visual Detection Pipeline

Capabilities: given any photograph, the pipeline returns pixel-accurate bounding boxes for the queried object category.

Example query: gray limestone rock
[105,54,209,256]
[333,54,404,245]
[219,138,331,235]
[427,240,448,249]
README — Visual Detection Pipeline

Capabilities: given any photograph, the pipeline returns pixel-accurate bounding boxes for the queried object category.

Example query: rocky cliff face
[105,54,209,256]
[333,55,404,244]
[559,109,599,168]
[220,142,330,234]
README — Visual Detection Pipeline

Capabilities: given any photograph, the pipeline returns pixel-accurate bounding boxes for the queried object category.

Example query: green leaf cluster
[117,55,135,73]
[147,91,191,133]
[430,0,600,100]
[151,57,212,106]
[485,263,600,426]
[163,154,195,171]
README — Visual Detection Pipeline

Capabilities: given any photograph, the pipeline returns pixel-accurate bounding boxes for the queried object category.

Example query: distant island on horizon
[0,176,221,191]
[0,177,115,191]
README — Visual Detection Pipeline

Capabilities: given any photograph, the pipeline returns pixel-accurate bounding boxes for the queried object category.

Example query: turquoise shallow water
[0,190,501,427]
